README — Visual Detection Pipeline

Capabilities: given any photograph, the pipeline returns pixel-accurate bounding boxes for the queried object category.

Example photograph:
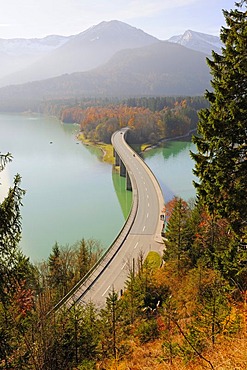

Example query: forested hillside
[43,96,208,145]
[0,160,246,369]
[0,41,211,112]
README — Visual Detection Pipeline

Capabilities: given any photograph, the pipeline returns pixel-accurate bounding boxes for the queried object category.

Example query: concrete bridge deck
[53,128,165,310]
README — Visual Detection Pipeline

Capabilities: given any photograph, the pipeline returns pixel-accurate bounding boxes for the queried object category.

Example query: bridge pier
[126,171,132,191]
[120,159,126,177]
[113,147,132,191]
[114,150,120,166]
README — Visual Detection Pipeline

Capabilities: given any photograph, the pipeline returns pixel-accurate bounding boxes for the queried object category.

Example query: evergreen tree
[99,288,128,362]
[53,304,100,369]
[48,243,65,300]
[0,154,36,369]
[0,152,27,300]
[191,2,247,237]
[163,197,192,272]
[0,164,25,269]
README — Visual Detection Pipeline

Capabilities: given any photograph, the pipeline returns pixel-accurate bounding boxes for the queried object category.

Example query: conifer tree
[191,2,247,237]
[0,154,35,369]
[0,154,25,267]
[163,197,191,271]
[0,152,28,301]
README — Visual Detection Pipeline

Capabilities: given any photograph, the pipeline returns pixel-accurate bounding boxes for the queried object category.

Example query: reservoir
[143,140,197,203]
[0,114,196,262]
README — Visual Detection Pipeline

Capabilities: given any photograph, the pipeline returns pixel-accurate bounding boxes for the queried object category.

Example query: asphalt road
[80,129,164,306]
[56,128,165,310]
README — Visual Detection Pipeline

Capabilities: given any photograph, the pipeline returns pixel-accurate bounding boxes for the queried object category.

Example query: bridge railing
[50,130,138,313]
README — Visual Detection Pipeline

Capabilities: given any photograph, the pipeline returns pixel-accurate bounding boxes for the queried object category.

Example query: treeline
[52,96,207,144]
[39,97,121,117]
[41,96,207,116]
[25,96,209,145]
[125,95,209,111]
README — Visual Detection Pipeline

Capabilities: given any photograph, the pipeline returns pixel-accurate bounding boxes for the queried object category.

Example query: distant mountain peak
[77,19,158,43]
[0,19,159,87]
[91,19,139,30]
[168,29,223,55]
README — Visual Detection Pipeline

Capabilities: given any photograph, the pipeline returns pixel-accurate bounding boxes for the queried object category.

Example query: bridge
[53,128,165,310]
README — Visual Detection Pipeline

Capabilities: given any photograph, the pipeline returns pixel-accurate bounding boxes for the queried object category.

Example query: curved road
[54,128,165,310]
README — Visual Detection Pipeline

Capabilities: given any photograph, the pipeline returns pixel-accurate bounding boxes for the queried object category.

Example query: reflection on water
[143,140,193,160]
[112,168,132,219]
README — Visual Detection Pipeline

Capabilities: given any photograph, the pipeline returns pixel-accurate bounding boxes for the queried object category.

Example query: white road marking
[134,241,139,249]
[142,225,146,232]
[102,285,111,297]
[121,261,127,270]
[147,213,149,218]
[147,194,149,199]
[148,202,150,207]
[145,187,148,191]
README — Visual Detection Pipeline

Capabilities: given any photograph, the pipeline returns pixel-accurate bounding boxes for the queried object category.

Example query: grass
[103,331,247,369]
[77,134,152,163]
[77,133,115,164]
[99,142,115,164]
[145,251,162,270]
[141,143,152,152]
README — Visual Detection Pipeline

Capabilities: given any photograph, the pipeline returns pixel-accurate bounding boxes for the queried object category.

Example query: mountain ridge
[0,20,159,87]
[0,21,219,110]
[168,29,223,55]
[0,21,221,88]
[0,41,211,111]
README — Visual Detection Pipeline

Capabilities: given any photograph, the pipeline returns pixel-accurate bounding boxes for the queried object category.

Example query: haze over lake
[0,113,196,261]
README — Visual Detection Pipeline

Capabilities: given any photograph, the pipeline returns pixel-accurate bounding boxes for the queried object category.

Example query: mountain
[0,35,71,56]
[95,41,211,95]
[0,35,71,83]
[0,20,159,87]
[0,41,211,111]
[168,30,223,55]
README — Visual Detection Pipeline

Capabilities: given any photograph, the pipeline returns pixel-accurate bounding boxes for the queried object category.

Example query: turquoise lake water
[0,113,196,261]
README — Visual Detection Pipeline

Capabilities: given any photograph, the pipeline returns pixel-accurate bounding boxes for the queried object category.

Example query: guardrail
[50,130,138,313]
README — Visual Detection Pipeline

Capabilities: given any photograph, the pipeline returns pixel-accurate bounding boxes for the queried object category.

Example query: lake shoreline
[77,133,115,164]
[77,128,196,163]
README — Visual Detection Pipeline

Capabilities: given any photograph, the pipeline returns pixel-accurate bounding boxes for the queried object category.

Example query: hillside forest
[0,2,247,370]
[42,96,209,145]
[0,165,246,369]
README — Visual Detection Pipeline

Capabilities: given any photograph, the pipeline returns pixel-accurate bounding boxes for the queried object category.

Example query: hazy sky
[0,0,238,40]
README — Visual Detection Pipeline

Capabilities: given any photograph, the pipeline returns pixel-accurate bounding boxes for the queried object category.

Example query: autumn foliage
[56,96,207,144]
